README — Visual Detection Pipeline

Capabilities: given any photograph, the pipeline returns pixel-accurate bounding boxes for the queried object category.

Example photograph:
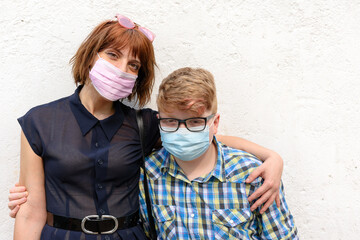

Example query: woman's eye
[129,63,140,71]
[106,52,117,58]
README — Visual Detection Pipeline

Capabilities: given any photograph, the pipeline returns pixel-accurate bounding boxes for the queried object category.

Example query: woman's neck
[79,82,115,120]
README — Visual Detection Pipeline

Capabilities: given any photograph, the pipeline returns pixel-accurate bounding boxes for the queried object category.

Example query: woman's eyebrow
[109,48,141,62]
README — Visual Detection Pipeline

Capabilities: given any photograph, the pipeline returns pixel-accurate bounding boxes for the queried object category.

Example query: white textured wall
[1,0,360,239]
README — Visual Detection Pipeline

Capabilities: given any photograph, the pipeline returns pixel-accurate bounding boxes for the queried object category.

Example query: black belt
[46,210,139,234]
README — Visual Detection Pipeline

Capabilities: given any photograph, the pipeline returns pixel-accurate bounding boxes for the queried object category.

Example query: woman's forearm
[14,205,46,239]
[215,135,280,162]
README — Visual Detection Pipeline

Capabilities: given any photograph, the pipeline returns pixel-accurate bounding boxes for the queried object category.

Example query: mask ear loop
[89,53,102,73]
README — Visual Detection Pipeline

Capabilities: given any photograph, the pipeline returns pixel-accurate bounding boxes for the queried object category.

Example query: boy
[140,67,298,239]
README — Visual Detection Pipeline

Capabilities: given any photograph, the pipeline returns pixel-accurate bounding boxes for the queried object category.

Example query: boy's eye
[161,119,178,126]
[164,119,176,124]
[187,118,205,126]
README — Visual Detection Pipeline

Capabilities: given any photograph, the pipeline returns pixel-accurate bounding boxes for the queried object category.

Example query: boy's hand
[246,153,283,214]
[8,183,28,218]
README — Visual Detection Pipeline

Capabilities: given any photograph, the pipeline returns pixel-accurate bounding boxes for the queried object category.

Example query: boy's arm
[257,183,298,240]
[216,135,283,213]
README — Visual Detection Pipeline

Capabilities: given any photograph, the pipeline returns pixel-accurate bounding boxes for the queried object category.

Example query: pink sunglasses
[115,14,155,42]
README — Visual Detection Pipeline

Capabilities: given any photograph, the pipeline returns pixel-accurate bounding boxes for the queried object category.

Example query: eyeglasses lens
[186,119,206,131]
[160,119,177,132]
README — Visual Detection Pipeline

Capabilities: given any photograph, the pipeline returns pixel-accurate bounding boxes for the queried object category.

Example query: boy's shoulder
[219,142,263,184]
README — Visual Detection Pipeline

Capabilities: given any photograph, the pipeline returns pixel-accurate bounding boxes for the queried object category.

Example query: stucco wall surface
[1,0,360,239]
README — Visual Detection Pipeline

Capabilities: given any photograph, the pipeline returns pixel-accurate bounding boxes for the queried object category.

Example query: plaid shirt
[140,138,298,239]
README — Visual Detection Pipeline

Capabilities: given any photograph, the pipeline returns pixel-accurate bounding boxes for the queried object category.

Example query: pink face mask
[89,54,138,101]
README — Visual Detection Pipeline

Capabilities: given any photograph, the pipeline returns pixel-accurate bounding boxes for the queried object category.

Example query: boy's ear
[156,113,160,119]
[212,113,220,135]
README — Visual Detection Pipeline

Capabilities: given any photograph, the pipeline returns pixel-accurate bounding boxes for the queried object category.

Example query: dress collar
[69,85,124,140]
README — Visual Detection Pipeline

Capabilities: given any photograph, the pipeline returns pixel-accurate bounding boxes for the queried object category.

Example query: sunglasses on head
[115,14,155,42]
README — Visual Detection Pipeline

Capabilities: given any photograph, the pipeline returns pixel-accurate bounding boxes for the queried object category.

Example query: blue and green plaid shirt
[140,138,298,239]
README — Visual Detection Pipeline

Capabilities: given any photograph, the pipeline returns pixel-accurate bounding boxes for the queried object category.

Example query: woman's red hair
[70,20,156,107]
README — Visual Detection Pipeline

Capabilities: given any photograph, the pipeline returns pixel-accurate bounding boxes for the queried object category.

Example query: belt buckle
[81,215,119,235]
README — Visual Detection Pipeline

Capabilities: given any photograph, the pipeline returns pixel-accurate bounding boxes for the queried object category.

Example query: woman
[12,15,283,239]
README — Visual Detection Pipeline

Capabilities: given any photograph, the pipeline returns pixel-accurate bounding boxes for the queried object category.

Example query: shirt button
[229,219,234,224]
[190,213,195,218]
[97,159,103,165]
[99,209,106,214]
[97,184,103,189]
[95,142,99,148]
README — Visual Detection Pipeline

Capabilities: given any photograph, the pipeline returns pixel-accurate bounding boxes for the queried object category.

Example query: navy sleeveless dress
[18,86,160,240]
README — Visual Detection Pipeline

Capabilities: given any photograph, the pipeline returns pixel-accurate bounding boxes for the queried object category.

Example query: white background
[1,0,360,239]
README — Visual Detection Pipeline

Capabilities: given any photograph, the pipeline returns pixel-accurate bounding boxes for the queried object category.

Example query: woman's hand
[8,183,28,218]
[246,152,283,213]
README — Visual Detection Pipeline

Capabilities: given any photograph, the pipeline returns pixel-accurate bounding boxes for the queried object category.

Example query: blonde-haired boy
[140,67,298,239]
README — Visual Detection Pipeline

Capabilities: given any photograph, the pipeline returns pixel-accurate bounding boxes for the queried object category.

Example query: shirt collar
[69,85,124,140]
[160,153,182,179]
[203,136,226,182]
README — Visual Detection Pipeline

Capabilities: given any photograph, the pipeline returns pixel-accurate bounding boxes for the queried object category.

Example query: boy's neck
[175,140,218,181]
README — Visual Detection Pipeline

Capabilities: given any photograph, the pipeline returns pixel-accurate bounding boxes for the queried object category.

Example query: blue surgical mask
[160,126,212,161]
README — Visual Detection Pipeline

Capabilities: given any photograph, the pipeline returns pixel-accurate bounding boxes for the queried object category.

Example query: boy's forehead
[158,108,210,119]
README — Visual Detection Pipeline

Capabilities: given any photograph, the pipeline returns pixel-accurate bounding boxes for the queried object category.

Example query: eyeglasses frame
[158,114,216,133]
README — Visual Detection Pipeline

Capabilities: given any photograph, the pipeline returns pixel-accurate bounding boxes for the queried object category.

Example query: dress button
[97,159,103,165]
[99,209,106,214]
[97,184,103,189]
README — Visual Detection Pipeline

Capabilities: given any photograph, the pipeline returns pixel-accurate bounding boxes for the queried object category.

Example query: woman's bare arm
[14,131,47,239]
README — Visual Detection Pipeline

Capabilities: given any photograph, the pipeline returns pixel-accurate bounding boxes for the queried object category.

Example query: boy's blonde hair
[157,67,217,115]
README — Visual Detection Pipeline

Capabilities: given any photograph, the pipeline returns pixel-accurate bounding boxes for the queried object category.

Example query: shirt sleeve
[258,182,299,239]
[17,108,43,156]
[141,108,160,156]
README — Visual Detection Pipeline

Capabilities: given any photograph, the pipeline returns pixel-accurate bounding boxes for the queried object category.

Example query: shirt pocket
[212,208,253,240]
[152,205,177,239]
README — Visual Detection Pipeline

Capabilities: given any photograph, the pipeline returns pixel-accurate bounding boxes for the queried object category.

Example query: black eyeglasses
[159,114,215,132]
